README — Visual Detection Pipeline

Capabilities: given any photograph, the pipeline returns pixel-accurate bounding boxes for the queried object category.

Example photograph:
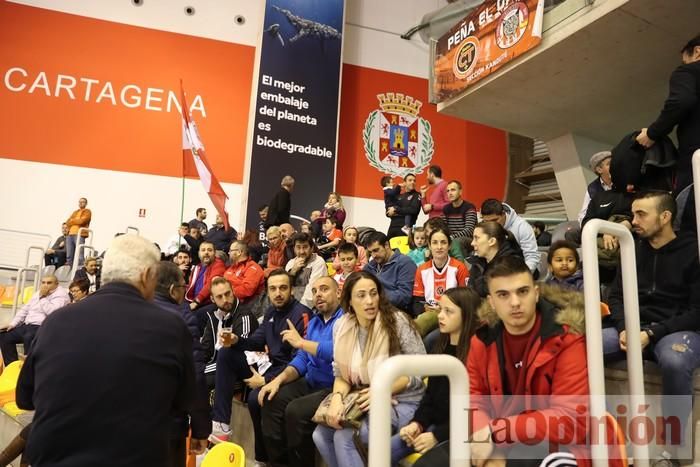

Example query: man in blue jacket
[152,261,209,465]
[257,276,343,467]
[363,231,417,311]
[211,269,310,464]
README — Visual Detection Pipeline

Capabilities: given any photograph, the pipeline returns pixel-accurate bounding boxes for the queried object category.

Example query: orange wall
[336,65,507,205]
[0,1,254,183]
[0,2,507,204]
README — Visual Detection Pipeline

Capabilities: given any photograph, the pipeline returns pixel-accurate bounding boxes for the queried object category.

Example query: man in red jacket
[223,241,264,311]
[467,256,595,467]
[186,241,226,311]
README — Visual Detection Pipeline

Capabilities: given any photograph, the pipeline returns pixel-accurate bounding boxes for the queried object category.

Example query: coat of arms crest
[363,93,434,177]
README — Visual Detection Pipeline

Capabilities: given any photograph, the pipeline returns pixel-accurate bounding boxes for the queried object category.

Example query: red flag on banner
[180,81,230,230]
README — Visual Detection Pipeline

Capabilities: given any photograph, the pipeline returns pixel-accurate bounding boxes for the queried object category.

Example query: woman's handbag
[312,390,367,429]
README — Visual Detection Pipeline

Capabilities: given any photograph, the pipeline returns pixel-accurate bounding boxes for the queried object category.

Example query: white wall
[0,159,241,252]
[0,159,413,253]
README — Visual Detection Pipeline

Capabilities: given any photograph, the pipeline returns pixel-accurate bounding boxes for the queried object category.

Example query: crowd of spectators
[3,33,699,467]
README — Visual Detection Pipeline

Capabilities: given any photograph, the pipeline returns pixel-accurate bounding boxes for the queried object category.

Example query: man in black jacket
[153,261,210,465]
[386,173,422,239]
[16,234,197,467]
[637,34,700,192]
[604,192,700,460]
[266,175,295,228]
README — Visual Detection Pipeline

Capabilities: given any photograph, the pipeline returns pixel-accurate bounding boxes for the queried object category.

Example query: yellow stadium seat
[22,286,34,304]
[0,286,16,307]
[390,236,410,254]
[2,401,24,418]
[399,452,422,466]
[201,441,245,467]
[0,361,23,406]
[326,262,336,276]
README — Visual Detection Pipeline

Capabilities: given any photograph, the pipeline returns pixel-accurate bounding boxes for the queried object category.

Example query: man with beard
[172,250,192,282]
[185,241,226,311]
[605,192,700,465]
[211,270,309,465]
[206,278,258,435]
[285,233,328,309]
[257,276,343,467]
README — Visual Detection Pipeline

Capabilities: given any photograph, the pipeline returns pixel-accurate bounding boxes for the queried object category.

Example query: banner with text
[243,0,345,230]
[432,0,544,103]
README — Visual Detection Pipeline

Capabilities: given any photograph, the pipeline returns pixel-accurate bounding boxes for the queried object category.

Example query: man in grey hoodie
[480,199,540,276]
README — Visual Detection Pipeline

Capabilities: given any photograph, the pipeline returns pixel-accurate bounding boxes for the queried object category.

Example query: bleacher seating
[201,441,245,467]
[389,236,410,254]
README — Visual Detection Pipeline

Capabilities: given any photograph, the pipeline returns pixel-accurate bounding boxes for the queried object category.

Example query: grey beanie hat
[589,151,612,170]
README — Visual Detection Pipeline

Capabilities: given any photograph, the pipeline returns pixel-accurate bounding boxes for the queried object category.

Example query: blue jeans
[312,399,419,467]
[603,327,700,438]
[65,235,85,267]
[390,424,437,463]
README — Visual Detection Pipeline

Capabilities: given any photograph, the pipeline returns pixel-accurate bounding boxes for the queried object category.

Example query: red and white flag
[180,81,230,230]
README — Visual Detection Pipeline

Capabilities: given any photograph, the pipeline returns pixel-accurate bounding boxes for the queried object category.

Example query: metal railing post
[125,226,140,235]
[692,150,700,253]
[10,267,34,316]
[581,219,648,467]
[25,246,46,289]
[368,355,469,467]
[70,228,93,278]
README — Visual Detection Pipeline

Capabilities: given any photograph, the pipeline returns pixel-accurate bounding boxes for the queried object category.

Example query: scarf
[333,312,391,387]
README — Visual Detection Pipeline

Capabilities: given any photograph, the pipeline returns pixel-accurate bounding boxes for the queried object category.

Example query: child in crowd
[317,215,343,261]
[332,226,367,270]
[393,287,480,465]
[381,175,411,235]
[545,240,583,291]
[300,221,312,235]
[407,227,428,266]
[333,242,359,291]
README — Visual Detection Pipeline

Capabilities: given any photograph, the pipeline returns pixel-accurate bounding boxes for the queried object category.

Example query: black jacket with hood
[608,231,700,341]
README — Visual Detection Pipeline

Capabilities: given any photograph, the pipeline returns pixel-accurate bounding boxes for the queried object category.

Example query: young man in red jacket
[186,241,226,311]
[467,256,607,467]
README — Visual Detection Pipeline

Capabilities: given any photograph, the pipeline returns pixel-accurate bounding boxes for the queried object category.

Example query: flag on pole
[180,81,230,230]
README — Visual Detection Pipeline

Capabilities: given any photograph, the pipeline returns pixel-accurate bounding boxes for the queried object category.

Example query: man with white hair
[16,234,198,466]
[266,175,295,227]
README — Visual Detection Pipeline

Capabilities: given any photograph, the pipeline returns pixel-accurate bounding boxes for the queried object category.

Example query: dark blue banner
[244,0,345,231]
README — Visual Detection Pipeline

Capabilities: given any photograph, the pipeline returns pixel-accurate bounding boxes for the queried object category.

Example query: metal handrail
[0,229,51,270]
[582,219,648,467]
[368,355,469,467]
[70,228,93,278]
[693,150,700,253]
[11,267,37,316]
[25,246,45,289]
[125,226,140,235]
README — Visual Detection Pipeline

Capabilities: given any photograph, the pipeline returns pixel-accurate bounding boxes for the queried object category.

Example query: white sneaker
[401,226,411,236]
[253,461,268,467]
[209,421,231,443]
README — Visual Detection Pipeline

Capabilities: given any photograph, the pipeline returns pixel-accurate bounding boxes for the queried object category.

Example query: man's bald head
[312,276,340,315]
